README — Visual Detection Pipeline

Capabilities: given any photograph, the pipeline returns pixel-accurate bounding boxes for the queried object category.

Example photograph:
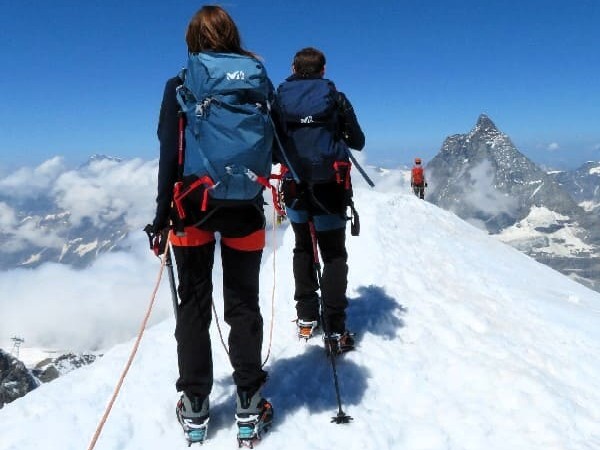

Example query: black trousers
[291,222,348,334]
[172,207,267,400]
[413,184,425,199]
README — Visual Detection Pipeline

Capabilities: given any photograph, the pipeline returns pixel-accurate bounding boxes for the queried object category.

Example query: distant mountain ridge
[426,114,600,291]
[426,114,584,232]
[1,146,598,292]
[0,214,128,270]
[0,348,99,408]
[0,154,133,270]
[549,161,600,212]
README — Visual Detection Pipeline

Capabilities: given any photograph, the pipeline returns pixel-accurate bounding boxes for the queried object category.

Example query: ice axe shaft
[346,150,374,187]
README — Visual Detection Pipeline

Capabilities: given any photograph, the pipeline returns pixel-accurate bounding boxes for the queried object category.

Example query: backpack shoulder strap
[177,68,186,84]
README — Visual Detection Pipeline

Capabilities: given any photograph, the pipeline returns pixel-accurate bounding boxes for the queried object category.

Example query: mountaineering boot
[176,393,210,445]
[324,330,355,356]
[297,319,319,340]
[235,388,273,448]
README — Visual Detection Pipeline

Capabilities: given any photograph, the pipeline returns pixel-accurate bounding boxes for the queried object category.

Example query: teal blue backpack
[174,52,274,215]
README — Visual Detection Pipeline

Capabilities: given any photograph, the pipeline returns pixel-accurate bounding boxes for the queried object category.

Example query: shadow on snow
[209,284,406,431]
[270,285,405,423]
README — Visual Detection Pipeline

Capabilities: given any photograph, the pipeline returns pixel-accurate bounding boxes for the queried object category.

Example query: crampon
[297,319,319,340]
[236,400,273,448]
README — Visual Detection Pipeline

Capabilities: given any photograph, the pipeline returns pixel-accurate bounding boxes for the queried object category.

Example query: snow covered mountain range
[0,155,154,270]
[1,188,599,450]
[0,118,598,293]
[426,115,600,292]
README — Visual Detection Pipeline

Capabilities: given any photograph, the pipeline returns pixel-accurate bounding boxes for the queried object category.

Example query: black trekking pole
[308,220,353,424]
[165,246,179,320]
[144,225,179,319]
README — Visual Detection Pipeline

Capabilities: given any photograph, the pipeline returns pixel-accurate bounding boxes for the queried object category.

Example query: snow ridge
[0,190,599,450]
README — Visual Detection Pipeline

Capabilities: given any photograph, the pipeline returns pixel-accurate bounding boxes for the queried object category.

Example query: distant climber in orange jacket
[411,157,427,200]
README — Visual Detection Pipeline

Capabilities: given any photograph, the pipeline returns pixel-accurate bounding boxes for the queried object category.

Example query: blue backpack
[276,78,348,183]
[175,52,274,211]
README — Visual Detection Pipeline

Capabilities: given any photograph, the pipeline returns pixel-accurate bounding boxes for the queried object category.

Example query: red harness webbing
[173,176,215,218]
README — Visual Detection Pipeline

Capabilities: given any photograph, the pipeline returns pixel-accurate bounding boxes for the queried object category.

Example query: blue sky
[1,0,599,171]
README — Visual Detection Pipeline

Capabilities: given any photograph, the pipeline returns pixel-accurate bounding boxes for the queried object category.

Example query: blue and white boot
[235,389,273,448]
[176,393,210,446]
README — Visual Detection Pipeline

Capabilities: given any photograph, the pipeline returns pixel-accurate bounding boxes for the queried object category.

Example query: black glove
[348,202,360,237]
[143,223,169,257]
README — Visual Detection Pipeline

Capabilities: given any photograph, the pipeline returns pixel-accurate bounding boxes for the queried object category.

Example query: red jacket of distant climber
[411,166,425,186]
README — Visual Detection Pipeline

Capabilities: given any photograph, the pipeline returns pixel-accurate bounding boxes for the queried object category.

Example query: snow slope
[497,206,594,256]
[1,189,600,450]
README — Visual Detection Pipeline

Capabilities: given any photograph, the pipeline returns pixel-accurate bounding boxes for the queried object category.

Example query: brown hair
[185,5,255,57]
[293,47,326,77]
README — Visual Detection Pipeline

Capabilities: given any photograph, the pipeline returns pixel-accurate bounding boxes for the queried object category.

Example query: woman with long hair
[150,5,273,445]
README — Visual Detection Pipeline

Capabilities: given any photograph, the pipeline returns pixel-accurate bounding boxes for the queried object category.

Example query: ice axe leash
[308,220,353,424]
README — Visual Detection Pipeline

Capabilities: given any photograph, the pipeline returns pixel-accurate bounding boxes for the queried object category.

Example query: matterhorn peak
[472,113,500,135]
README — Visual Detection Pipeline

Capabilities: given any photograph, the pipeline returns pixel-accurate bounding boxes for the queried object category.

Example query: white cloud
[0,202,65,253]
[0,201,17,229]
[52,157,158,228]
[0,156,168,350]
[0,156,66,198]
[546,142,560,151]
[0,233,173,351]
[464,159,519,216]
[0,158,159,255]
[2,217,65,253]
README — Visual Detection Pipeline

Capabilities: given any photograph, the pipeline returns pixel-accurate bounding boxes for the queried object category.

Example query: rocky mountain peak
[0,348,101,408]
[471,113,501,137]
[427,114,582,230]
[475,114,498,131]
[425,115,599,292]
[0,349,39,408]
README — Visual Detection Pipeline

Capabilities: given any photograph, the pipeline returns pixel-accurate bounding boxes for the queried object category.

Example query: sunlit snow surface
[1,187,600,450]
[497,206,594,256]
